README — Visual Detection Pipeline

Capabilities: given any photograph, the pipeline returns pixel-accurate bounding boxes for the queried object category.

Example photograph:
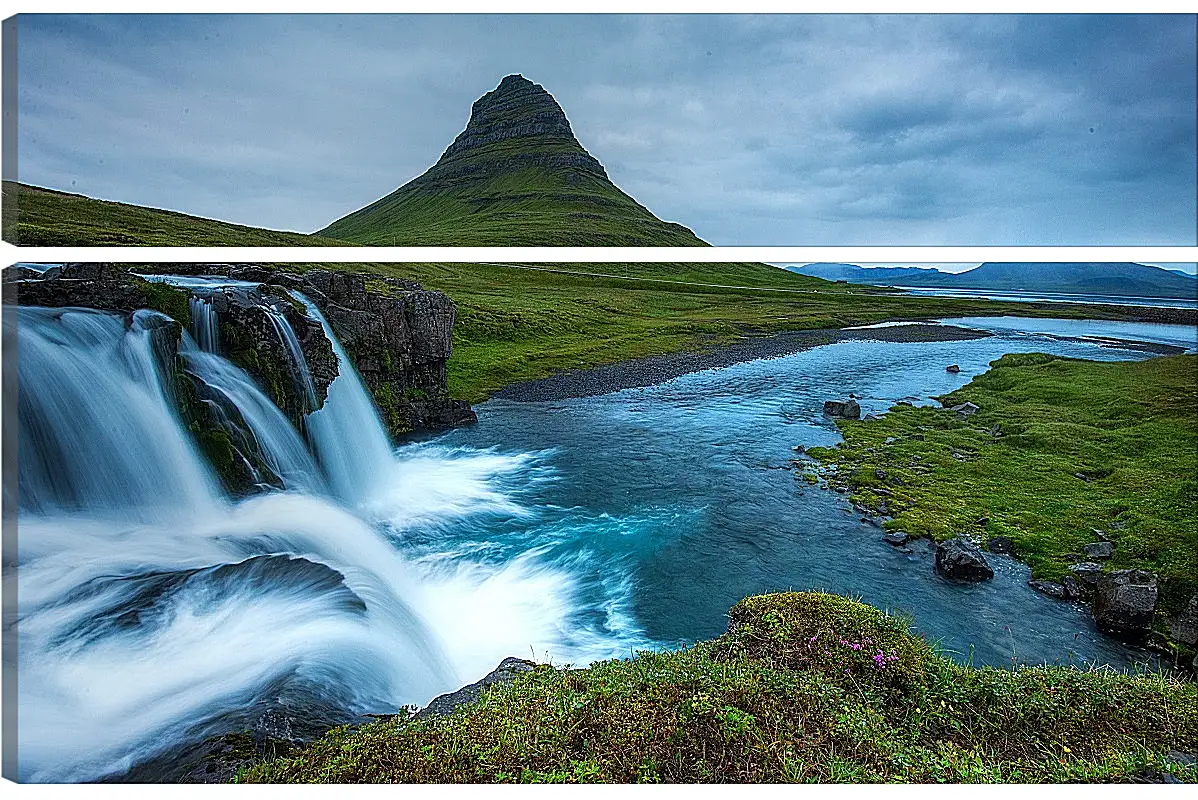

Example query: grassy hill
[240,591,1197,783]
[318,75,708,247]
[1,182,352,246]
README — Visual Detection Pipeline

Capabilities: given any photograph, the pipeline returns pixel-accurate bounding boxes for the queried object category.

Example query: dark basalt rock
[10,262,176,315]
[298,269,478,437]
[200,287,338,424]
[946,364,960,373]
[416,657,538,720]
[934,537,994,582]
[823,399,861,419]
[1093,569,1158,638]
[1168,595,1198,646]
[986,536,1015,555]
[1082,541,1116,560]
[1029,579,1068,599]
[1068,561,1104,587]
[883,531,909,546]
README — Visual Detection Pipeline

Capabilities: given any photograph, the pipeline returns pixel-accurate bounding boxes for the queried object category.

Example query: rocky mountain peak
[436,75,599,173]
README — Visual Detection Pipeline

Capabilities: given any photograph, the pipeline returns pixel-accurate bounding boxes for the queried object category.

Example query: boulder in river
[1029,579,1067,599]
[1093,569,1158,637]
[935,537,994,582]
[823,399,861,419]
[1083,541,1116,560]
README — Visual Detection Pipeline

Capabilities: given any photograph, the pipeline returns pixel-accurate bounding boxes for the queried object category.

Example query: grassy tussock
[239,592,1197,783]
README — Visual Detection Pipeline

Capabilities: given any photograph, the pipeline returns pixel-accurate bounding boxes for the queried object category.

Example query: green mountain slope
[1,182,352,247]
[319,75,707,246]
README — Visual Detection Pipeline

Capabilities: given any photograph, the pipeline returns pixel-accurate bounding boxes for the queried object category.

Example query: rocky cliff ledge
[9,263,477,439]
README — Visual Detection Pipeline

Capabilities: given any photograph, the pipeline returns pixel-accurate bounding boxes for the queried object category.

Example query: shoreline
[491,321,1186,403]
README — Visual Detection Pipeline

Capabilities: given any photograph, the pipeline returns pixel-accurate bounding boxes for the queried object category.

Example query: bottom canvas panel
[3,261,1196,783]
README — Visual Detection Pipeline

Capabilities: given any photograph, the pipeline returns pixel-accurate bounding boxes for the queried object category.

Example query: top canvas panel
[4,13,1196,247]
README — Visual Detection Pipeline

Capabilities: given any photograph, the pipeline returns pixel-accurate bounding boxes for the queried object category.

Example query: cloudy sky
[16,14,1198,245]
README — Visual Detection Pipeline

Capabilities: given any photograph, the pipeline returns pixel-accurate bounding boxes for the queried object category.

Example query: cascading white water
[16,307,222,519]
[262,304,318,411]
[13,287,646,783]
[188,295,221,354]
[293,293,397,507]
[179,334,327,495]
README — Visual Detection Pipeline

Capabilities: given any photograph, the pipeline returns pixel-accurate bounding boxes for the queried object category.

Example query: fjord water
[13,299,1187,781]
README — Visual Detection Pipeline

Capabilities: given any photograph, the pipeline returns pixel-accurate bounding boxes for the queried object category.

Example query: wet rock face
[204,287,338,423]
[1093,569,1159,637]
[297,269,477,437]
[935,537,995,582]
[824,399,861,419]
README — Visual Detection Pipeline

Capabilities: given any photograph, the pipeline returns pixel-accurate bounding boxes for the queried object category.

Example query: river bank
[805,352,1198,666]
[493,323,992,401]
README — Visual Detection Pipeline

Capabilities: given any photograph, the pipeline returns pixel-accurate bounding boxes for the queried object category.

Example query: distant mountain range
[4,74,706,248]
[786,262,1198,300]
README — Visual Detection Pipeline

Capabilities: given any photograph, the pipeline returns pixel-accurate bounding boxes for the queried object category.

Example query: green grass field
[2,182,351,246]
[260,261,1182,403]
[239,591,1197,783]
[806,354,1198,647]
[319,162,707,247]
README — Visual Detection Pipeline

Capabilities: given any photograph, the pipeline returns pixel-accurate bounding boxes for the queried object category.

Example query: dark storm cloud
[15,13,1197,245]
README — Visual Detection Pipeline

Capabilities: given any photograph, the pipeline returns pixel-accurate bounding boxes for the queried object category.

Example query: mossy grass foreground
[805,353,1198,655]
[239,592,1196,783]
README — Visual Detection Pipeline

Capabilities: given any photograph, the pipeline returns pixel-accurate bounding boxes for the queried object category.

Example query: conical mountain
[319,75,707,246]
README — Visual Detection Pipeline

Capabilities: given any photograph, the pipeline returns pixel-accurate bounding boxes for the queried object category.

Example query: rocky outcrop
[8,262,186,317]
[297,269,478,437]
[424,74,607,186]
[1093,569,1158,638]
[935,537,994,582]
[1168,595,1198,647]
[416,657,538,720]
[823,399,861,419]
[15,263,477,440]
[204,287,338,422]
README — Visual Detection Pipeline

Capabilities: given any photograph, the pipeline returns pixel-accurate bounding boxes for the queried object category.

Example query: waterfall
[12,278,635,783]
[188,295,221,354]
[15,306,222,519]
[292,292,397,507]
[13,297,457,782]
[179,335,328,495]
[262,304,318,412]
